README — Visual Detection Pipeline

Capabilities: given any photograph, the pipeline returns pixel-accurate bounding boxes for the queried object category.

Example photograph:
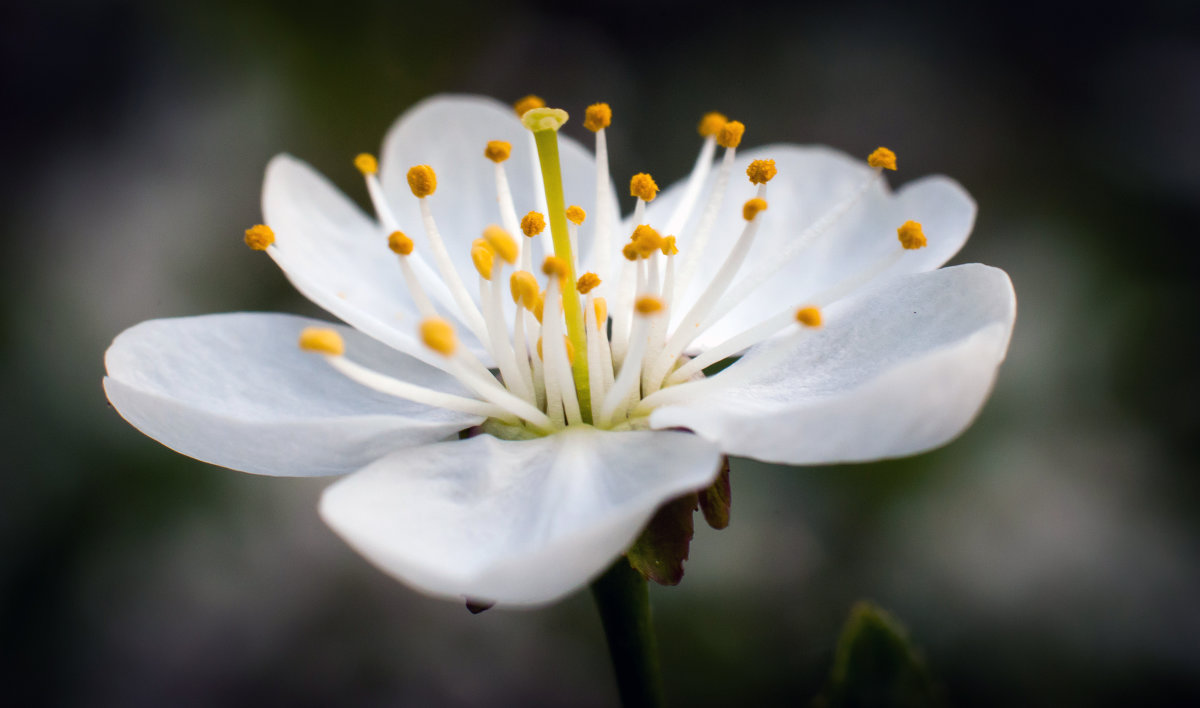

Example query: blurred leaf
[626,493,698,586]
[815,602,941,708]
[698,457,732,530]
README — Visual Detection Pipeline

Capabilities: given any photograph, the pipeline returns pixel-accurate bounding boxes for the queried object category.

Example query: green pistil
[526,109,592,422]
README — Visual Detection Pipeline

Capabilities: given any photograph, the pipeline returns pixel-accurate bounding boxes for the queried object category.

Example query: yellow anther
[482,225,518,265]
[471,242,495,280]
[521,211,546,237]
[868,147,897,171]
[594,297,608,326]
[354,153,378,175]
[484,140,512,163]
[795,306,822,328]
[584,103,612,132]
[513,94,546,117]
[897,220,927,250]
[298,327,344,356]
[510,270,539,308]
[629,173,659,202]
[635,295,666,315]
[542,256,568,282]
[746,159,777,184]
[698,112,728,137]
[406,165,437,198]
[577,272,601,294]
[420,318,458,356]
[533,292,546,323]
[743,197,768,221]
[622,243,640,261]
[387,231,414,256]
[661,235,679,256]
[243,224,275,251]
[717,120,745,149]
[565,205,587,225]
[522,107,569,132]
[632,224,663,256]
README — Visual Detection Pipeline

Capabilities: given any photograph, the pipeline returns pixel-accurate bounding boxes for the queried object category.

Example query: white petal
[104,313,480,477]
[640,145,976,352]
[379,95,612,282]
[319,427,722,605]
[650,265,1015,464]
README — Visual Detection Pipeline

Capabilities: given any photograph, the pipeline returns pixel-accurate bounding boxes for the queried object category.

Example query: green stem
[532,127,592,421]
[590,558,664,708]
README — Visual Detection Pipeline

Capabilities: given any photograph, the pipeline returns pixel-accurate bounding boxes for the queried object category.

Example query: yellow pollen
[661,235,679,256]
[594,297,608,326]
[583,103,612,132]
[717,120,745,149]
[420,318,458,356]
[868,147,897,171]
[743,197,768,221]
[746,159,777,184]
[521,211,546,237]
[565,205,587,225]
[635,295,666,315]
[622,243,640,261]
[471,242,495,280]
[484,140,512,163]
[629,173,659,202]
[542,256,568,282]
[632,225,663,256]
[698,112,728,137]
[513,94,546,117]
[387,231,414,255]
[795,306,822,328]
[354,153,378,175]
[298,327,344,356]
[897,220,927,250]
[510,270,539,308]
[243,224,275,251]
[522,107,569,132]
[577,272,601,294]
[482,225,519,265]
[537,336,575,365]
[406,165,437,198]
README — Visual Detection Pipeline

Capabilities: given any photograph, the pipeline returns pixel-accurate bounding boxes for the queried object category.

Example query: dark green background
[3,0,1198,705]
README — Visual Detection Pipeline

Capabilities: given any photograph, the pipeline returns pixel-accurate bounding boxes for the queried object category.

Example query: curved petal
[638,145,976,352]
[319,427,722,605]
[379,95,615,287]
[650,265,1016,464]
[104,313,480,477]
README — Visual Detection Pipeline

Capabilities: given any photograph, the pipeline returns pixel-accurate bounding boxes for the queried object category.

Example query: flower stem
[590,557,664,708]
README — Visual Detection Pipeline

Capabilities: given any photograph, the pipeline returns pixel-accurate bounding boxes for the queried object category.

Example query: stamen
[244,224,275,251]
[484,141,512,163]
[354,153,379,175]
[387,231,414,255]
[566,205,586,225]
[510,270,539,308]
[665,115,722,235]
[589,103,617,284]
[483,225,519,265]
[577,272,601,294]
[565,205,585,273]
[327,354,516,423]
[598,297,664,427]
[746,159,777,185]
[420,317,458,356]
[584,103,612,132]
[630,173,659,202]
[742,197,768,221]
[388,230,437,318]
[471,241,495,280]
[299,327,344,356]
[521,211,547,237]
[664,305,821,386]
[795,306,822,327]
[897,220,927,250]
[868,147,897,171]
[698,112,728,137]
[513,94,546,117]
[673,122,741,304]
[716,120,745,149]
[406,165,437,198]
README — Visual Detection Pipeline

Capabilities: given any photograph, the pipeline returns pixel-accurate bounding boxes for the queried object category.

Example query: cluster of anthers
[243,96,925,436]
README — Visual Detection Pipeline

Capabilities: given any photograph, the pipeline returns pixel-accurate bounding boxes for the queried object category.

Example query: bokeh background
[4,0,1199,705]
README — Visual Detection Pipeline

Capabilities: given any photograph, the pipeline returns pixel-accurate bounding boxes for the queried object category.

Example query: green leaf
[698,457,731,530]
[815,602,942,708]
[626,492,698,586]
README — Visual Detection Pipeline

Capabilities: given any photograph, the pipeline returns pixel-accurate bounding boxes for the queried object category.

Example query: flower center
[251,96,929,437]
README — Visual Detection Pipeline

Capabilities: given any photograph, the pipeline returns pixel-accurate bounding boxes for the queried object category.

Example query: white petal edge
[649,264,1016,464]
[319,427,722,605]
[104,312,481,477]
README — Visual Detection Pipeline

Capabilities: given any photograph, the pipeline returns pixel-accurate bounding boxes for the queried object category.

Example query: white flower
[103,95,1016,606]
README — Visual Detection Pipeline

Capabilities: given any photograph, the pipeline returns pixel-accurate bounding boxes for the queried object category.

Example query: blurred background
[3,0,1198,705]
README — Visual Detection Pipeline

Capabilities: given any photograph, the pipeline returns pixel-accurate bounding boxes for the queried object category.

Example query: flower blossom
[103,95,1016,606]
